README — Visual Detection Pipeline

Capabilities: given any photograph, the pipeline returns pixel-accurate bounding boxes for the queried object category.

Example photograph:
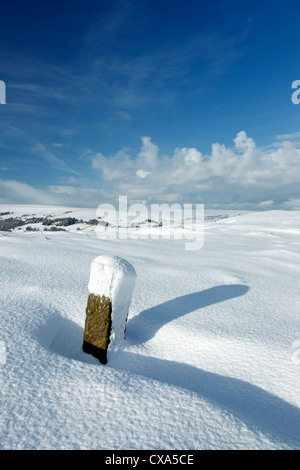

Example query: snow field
[0,206,300,449]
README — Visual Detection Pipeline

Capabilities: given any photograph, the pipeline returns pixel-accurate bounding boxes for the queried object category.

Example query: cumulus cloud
[137,136,159,169]
[2,131,300,209]
[136,169,151,179]
[87,131,300,208]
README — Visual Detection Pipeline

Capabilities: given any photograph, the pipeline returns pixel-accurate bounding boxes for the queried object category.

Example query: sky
[1,0,300,210]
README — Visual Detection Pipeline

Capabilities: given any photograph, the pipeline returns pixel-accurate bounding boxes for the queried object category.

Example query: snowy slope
[0,206,300,450]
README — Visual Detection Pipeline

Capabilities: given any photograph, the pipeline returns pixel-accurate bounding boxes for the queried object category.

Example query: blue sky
[1,0,300,209]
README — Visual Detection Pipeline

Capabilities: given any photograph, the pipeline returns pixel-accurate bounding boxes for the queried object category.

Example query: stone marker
[83,255,136,364]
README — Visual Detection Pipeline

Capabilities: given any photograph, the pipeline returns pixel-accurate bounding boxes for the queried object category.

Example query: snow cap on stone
[88,255,136,351]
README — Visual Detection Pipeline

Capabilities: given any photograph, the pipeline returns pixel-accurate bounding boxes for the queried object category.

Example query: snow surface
[0,205,300,450]
[88,255,136,352]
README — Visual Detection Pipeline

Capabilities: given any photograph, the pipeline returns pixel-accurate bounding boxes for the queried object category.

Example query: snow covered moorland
[0,204,300,450]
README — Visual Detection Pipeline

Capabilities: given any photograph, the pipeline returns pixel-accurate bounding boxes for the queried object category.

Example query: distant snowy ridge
[0,204,246,233]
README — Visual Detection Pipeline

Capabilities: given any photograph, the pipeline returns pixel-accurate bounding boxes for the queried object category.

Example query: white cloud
[281,198,300,210]
[90,148,135,181]
[87,132,300,208]
[0,180,59,205]
[137,136,159,169]
[50,185,76,195]
[182,148,203,166]
[276,132,300,140]
[258,200,274,208]
[52,143,65,148]
[0,179,100,207]
[32,142,80,175]
[2,132,300,209]
[83,19,244,110]
[61,176,81,185]
[136,169,151,179]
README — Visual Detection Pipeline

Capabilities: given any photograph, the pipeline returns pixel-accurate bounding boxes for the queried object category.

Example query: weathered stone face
[82,255,136,365]
[82,293,112,364]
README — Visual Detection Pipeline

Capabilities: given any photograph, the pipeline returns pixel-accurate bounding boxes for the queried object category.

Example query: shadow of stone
[35,286,300,448]
[109,351,300,449]
[127,284,249,344]
[37,284,249,362]
[38,314,98,365]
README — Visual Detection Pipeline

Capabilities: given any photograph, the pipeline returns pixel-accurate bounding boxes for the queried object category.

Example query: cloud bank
[1,131,300,210]
[86,131,300,209]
